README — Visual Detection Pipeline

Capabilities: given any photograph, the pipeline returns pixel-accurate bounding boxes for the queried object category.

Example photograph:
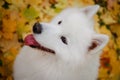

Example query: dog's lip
[24,34,55,54]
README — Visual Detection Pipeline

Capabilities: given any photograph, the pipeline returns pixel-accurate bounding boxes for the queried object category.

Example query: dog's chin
[24,34,55,54]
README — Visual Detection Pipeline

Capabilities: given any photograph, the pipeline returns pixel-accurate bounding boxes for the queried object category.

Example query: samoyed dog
[13,5,109,80]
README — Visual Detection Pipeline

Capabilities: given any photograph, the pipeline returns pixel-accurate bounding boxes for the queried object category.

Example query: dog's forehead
[52,8,83,21]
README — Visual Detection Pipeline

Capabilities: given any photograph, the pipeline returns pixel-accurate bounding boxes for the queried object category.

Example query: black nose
[33,22,42,34]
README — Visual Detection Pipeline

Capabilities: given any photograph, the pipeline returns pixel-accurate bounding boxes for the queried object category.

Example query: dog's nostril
[33,22,42,34]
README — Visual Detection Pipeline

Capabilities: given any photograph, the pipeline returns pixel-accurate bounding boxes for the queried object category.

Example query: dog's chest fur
[14,46,100,80]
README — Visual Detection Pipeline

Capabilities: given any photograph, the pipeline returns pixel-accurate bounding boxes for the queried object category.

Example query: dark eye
[58,20,62,24]
[60,36,67,45]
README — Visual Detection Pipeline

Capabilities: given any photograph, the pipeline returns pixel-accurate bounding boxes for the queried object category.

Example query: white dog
[13,5,109,80]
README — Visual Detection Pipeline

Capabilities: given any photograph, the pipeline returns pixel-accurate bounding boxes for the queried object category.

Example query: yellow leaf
[99,25,112,37]
[2,18,16,33]
[110,24,120,36]
[80,0,94,5]
[2,32,13,40]
[100,12,116,24]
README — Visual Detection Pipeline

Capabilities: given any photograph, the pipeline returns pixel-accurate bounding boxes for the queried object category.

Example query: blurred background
[0,0,120,80]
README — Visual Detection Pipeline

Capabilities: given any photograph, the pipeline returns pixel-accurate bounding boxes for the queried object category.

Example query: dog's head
[25,5,109,63]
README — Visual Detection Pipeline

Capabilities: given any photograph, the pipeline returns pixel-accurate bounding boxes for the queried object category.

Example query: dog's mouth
[24,34,55,54]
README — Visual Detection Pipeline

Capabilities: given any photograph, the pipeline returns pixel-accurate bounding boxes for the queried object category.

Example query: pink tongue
[24,34,55,54]
[24,34,40,47]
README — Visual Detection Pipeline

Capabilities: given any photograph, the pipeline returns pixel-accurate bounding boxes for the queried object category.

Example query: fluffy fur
[13,5,109,80]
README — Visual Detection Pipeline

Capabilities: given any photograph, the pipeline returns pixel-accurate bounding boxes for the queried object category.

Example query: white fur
[13,5,109,80]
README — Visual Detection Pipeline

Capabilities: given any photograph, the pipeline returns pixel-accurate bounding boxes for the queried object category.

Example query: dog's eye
[60,36,67,45]
[58,20,62,25]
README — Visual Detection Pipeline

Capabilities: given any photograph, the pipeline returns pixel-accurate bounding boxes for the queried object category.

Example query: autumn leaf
[1,15,17,39]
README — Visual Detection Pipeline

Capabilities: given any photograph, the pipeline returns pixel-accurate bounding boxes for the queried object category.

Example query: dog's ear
[82,5,100,18]
[88,34,109,54]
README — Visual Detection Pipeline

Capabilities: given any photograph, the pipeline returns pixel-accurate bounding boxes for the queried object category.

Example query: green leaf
[23,6,39,20]
[54,8,62,13]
